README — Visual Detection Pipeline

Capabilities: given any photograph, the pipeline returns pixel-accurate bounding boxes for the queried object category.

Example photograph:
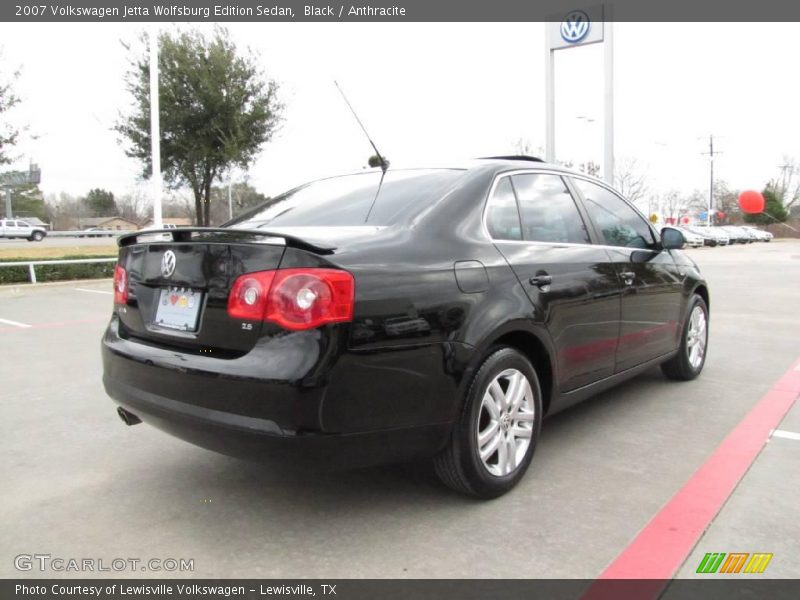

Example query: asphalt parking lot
[1,240,799,579]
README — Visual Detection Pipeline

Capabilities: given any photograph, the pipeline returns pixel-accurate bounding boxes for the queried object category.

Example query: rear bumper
[101,317,466,467]
[105,376,451,469]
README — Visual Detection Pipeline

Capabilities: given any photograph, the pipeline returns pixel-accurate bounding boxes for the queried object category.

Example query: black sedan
[102,157,709,498]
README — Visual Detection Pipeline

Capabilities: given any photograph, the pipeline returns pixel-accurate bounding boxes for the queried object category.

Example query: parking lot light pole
[150,28,163,229]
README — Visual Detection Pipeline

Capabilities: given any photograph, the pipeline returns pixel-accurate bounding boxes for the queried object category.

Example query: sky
[1,21,798,210]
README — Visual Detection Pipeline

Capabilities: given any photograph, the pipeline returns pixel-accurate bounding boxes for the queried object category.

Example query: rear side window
[512,174,589,244]
[573,178,655,248]
[485,178,522,240]
[227,170,464,228]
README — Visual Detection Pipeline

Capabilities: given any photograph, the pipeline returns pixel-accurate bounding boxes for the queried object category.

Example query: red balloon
[738,190,765,214]
[681,216,690,224]
[717,211,726,218]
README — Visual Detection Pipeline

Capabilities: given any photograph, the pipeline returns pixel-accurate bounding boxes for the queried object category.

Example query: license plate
[154,287,202,331]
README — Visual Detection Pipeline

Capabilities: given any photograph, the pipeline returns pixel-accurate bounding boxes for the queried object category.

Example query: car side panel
[604,247,685,371]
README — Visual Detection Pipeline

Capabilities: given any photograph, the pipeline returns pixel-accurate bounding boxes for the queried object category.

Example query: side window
[485,177,522,240]
[512,174,590,244]
[573,179,655,248]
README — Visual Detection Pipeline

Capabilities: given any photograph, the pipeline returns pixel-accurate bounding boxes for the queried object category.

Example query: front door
[571,178,684,371]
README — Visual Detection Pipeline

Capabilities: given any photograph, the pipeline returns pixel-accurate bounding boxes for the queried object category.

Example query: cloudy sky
[1,21,798,209]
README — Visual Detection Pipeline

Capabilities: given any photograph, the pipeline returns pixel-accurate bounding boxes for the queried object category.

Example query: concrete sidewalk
[676,387,800,578]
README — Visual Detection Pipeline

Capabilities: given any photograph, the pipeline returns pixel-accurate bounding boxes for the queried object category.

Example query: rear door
[571,177,684,371]
[486,171,621,392]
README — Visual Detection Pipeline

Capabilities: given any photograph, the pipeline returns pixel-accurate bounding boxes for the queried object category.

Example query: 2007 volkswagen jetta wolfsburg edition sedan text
[102,157,709,498]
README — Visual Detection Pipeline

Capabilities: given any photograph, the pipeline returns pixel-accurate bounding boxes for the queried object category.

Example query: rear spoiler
[117,227,336,254]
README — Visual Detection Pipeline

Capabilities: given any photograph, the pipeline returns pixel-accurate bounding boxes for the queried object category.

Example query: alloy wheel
[686,305,707,369]
[476,368,535,477]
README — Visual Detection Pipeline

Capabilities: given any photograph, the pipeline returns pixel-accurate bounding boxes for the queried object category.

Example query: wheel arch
[469,324,556,415]
[692,283,710,313]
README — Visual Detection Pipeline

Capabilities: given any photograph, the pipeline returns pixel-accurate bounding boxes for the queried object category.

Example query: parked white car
[686,225,730,246]
[675,226,704,248]
[741,226,773,242]
[0,218,47,242]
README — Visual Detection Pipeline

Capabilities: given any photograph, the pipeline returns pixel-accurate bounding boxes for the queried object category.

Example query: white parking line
[75,288,113,295]
[0,317,32,328]
[771,429,800,441]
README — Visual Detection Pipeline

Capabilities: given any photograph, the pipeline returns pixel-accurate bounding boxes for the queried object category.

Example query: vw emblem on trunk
[161,250,176,278]
[561,10,590,43]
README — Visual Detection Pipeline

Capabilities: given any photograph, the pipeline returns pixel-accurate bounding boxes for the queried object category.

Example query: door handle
[620,271,636,285]
[529,274,553,288]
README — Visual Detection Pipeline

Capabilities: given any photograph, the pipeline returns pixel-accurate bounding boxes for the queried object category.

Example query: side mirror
[660,227,685,250]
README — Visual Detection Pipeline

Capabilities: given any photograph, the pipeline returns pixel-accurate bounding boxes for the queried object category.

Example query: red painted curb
[599,358,800,581]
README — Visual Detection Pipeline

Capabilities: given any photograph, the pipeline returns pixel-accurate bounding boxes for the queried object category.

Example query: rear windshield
[227,169,464,229]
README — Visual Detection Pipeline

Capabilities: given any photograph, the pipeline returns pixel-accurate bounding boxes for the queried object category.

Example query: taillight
[227,268,354,331]
[228,271,276,321]
[113,264,128,305]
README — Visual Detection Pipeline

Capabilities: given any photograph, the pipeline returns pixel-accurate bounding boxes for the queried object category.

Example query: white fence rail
[0,257,117,284]
[45,230,136,238]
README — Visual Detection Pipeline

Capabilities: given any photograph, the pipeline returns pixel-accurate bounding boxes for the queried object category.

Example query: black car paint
[102,160,708,468]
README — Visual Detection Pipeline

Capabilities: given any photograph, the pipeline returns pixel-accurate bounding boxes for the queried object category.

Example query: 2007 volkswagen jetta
[102,157,709,498]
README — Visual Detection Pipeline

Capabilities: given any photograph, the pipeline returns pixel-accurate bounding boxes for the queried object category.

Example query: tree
[208,181,268,225]
[115,188,150,223]
[743,183,789,225]
[44,192,81,230]
[560,160,601,178]
[712,180,739,224]
[775,155,800,211]
[84,188,117,217]
[512,138,544,158]
[614,158,648,207]
[0,60,21,166]
[660,190,685,224]
[9,183,46,220]
[116,27,283,226]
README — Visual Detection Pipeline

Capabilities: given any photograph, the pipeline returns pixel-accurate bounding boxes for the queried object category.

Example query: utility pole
[701,135,721,226]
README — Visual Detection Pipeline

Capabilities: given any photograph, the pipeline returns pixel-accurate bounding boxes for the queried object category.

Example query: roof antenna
[334,80,389,173]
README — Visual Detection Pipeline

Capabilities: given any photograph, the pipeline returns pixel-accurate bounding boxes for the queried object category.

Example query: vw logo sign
[561,10,591,44]
[161,250,177,278]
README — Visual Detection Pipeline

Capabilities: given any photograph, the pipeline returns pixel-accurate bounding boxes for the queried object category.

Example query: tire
[30,231,44,242]
[661,294,709,381]
[434,347,543,498]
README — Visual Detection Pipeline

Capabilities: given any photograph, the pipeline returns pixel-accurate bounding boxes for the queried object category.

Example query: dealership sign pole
[545,5,613,184]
